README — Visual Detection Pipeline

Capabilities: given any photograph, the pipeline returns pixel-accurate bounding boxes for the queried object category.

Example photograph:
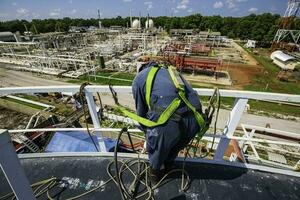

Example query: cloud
[226,0,247,9]
[177,0,189,10]
[69,9,77,15]
[0,12,9,18]
[16,8,29,16]
[171,7,179,14]
[213,1,224,9]
[270,6,277,13]
[144,1,153,10]
[12,2,17,6]
[32,12,40,18]
[123,0,132,2]
[49,8,61,17]
[188,8,193,13]
[226,0,236,9]
[248,7,258,13]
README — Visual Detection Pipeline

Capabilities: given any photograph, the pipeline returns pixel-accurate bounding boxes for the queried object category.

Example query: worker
[132,61,205,182]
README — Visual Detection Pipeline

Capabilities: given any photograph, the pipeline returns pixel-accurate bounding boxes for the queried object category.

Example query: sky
[0,0,289,21]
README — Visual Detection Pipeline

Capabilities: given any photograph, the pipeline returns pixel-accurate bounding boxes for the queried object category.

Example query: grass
[201,95,300,118]
[241,46,300,95]
[227,45,300,118]
[67,70,135,86]
[248,100,300,118]
[1,97,45,110]
[110,72,136,80]
[19,94,74,116]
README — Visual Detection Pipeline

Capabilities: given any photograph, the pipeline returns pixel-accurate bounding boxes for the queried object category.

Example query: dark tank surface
[0,154,299,200]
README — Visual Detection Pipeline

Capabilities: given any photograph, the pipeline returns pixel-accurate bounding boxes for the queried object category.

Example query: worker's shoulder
[133,65,169,85]
[133,66,152,83]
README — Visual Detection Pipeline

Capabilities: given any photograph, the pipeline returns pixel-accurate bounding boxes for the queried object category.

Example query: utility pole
[139,11,141,29]
[98,9,102,29]
[130,9,133,28]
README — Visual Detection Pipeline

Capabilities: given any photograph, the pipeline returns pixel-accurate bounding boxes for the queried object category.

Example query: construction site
[0,0,300,200]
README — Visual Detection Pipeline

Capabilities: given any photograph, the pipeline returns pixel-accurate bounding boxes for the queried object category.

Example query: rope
[109,85,119,105]
[210,88,221,152]
[79,82,99,152]
[182,87,220,159]
[111,128,190,200]
[96,92,104,121]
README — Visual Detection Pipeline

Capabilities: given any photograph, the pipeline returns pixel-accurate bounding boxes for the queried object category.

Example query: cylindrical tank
[132,19,140,29]
[145,19,154,29]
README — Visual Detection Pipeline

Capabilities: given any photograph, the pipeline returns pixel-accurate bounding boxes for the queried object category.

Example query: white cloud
[270,6,277,13]
[213,1,224,9]
[12,2,17,6]
[226,0,236,9]
[32,12,40,18]
[144,1,153,10]
[0,12,9,18]
[49,8,61,17]
[248,7,258,13]
[16,8,29,16]
[123,0,132,2]
[226,0,247,9]
[69,9,77,15]
[188,8,193,13]
[177,0,189,10]
[171,7,179,14]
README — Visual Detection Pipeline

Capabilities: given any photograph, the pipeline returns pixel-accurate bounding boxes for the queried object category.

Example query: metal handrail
[0,85,300,103]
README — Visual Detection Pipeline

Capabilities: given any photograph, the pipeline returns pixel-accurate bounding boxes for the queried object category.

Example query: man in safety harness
[129,61,210,183]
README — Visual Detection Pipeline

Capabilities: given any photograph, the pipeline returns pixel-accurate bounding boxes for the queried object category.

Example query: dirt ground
[226,63,263,89]
[231,41,258,66]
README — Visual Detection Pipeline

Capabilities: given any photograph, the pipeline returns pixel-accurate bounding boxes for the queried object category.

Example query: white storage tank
[145,19,154,29]
[132,19,140,29]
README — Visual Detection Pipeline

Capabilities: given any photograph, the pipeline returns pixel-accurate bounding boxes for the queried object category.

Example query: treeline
[1,13,299,46]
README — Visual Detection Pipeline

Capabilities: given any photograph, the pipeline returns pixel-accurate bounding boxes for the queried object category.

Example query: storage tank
[132,19,140,29]
[0,32,17,42]
[145,19,154,29]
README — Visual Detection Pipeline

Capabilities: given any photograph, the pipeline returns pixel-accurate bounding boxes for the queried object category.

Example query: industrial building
[271,50,299,70]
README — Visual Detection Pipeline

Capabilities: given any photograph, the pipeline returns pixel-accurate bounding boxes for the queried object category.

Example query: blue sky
[0,0,288,21]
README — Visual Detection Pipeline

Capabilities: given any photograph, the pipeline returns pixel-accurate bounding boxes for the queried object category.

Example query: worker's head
[138,61,157,73]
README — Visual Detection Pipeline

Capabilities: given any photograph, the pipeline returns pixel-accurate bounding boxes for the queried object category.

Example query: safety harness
[112,64,210,138]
